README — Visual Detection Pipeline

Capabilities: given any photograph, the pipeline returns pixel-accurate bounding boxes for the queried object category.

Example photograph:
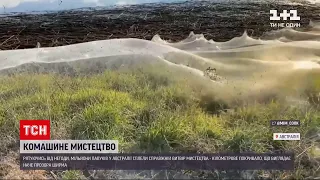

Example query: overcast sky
[0,0,185,13]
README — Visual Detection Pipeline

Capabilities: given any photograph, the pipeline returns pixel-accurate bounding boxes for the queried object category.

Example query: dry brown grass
[0,152,47,179]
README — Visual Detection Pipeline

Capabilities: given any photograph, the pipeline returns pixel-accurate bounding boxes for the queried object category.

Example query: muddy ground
[0,0,319,50]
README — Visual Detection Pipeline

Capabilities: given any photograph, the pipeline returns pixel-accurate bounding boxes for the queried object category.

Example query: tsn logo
[20,120,50,140]
[270,10,300,21]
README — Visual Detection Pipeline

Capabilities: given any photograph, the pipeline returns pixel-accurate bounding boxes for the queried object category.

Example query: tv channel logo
[270,10,300,21]
[20,120,50,140]
[270,10,301,28]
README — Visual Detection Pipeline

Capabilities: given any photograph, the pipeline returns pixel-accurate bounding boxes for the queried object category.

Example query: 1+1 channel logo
[270,10,301,28]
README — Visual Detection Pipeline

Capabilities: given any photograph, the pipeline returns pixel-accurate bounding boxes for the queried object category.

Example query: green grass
[0,68,319,179]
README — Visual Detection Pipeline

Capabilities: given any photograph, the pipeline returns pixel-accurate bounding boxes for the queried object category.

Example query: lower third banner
[20,153,294,170]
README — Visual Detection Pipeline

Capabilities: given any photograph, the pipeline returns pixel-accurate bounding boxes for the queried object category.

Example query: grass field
[0,67,319,179]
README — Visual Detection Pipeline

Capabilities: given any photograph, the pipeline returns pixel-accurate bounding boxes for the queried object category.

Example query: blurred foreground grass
[0,68,319,179]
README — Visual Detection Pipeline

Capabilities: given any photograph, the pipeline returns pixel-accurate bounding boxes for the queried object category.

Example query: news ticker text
[270,120,300,127]
[20,140,118,154]
[20,153,294,170]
